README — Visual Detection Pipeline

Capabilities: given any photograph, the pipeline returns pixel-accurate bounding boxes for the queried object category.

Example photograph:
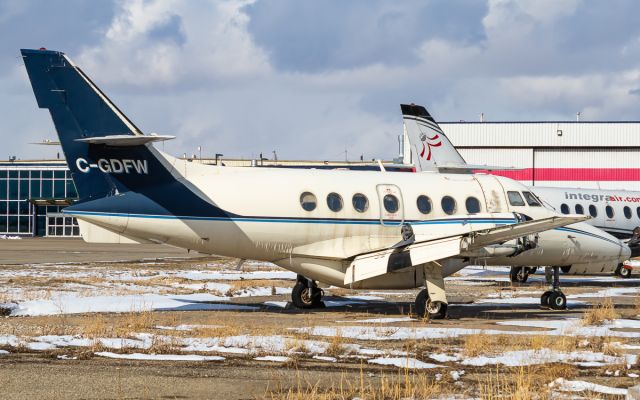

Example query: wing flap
[344,236,461,285]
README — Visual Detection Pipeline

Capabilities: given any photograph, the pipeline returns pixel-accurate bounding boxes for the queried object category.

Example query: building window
[46,213,80,237]
[416,195,432,215]
[624,206,632,219]
[441,196,457,215]
[465,197,481,214]
[589,205,597,218]
[383,194,399,214]
[326,193,343,212]
[560,204,570,214]
[606,205,614,219]
[575,204,584,215]
[300,192,317,211]
[507,191,525,206]
[352,193,368,213]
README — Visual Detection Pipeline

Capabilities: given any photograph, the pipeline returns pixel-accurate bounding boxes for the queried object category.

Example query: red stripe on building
[474,168,640,181]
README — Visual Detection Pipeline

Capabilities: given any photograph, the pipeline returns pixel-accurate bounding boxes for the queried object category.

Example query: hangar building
[436,121,640,191]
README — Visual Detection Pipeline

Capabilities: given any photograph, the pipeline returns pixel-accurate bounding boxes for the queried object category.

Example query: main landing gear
[509,266,538,283]
[291,275,324,309]
[415,289,448,319]
[415,263,448,319]
[540,266,567,310]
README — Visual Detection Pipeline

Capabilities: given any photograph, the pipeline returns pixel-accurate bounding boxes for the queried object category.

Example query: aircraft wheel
[415,289,447,320]
[510,267,529,283]
[548,291,567,310]
[291,282,322,309]
[619,266,632,279]
[528,267,538,274]
[540,291,552,307]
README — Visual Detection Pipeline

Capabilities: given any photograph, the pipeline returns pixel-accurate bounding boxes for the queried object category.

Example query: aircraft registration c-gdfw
[20,49,630,319]
[402,103,640,281]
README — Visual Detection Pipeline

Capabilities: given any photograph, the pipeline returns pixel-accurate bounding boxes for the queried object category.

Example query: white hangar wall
[437,122,640,191]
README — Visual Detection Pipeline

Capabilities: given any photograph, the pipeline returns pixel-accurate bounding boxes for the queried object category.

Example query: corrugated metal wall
[432,122,640,191]
[441,122,640,148]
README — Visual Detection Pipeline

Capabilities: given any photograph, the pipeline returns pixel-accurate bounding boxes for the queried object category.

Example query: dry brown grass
[324,329,352,358]
[581,298,619,326]
[266,367,445,400]
[463,332,489,357]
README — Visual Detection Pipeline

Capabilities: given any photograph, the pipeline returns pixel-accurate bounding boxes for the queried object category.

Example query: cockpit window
[507,191,525,206]
[522,191,542,207]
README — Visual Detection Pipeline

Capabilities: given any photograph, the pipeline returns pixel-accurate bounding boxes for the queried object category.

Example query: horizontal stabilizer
[344,214,589,285]
[435,163,520,171]
[75,134,175,146]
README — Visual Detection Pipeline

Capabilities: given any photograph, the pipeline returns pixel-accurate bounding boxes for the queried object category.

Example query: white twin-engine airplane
[21,49,630,318]
[402,103,638,281]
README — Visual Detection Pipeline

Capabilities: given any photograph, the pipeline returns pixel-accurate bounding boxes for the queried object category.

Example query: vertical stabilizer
[400,104,467,172]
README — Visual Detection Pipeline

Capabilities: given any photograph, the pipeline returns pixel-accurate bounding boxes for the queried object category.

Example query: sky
[1,0,640,161]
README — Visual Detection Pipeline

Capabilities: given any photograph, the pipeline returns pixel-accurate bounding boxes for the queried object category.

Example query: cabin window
[465,197,481,214]
[383,194,399,213]
[589,205,597,218]
[606,205,614,219]
[352,193,369,213]
[441,196,457,215]
[507,191,525,206]
[300,192,317,211]
[575,204,584,214]
[624,206,632,219]
[326,193,343,212]
[416,195,432,214]
[522,191,542,207]
[560,203,569,214]
[637,207,640,219]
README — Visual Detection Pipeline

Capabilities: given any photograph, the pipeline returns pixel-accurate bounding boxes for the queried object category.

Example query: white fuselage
[67,151,629,288]
[532,186,640,239]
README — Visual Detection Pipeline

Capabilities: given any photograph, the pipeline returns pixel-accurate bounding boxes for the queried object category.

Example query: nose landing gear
[540,266,567,310]
[291,275,324,309]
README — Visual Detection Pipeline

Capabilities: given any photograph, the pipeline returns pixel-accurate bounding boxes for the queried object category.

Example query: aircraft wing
[344,215,589,285]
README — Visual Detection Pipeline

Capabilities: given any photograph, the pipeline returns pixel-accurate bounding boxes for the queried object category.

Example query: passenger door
[376,184,404,226]
[473,175,507,213]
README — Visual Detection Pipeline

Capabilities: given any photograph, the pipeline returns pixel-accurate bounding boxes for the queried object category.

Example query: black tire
[415,289,447,319]
[292,282,320,309]
[510,267,529,283]
[548,291,567,310]
[540,291,551,307]
[619,266,632,278]
[528,267,538,274]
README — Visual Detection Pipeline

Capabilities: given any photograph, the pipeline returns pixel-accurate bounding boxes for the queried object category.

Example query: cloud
[2,0,640,161]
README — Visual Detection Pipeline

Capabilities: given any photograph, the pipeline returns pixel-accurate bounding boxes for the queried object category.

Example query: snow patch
[368,357,440,369]
[254,355,290,362]
[549,378,627,396]
[95,352,225,361]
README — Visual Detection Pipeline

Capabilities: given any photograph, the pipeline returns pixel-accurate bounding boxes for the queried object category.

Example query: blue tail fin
[21,48,156,200]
